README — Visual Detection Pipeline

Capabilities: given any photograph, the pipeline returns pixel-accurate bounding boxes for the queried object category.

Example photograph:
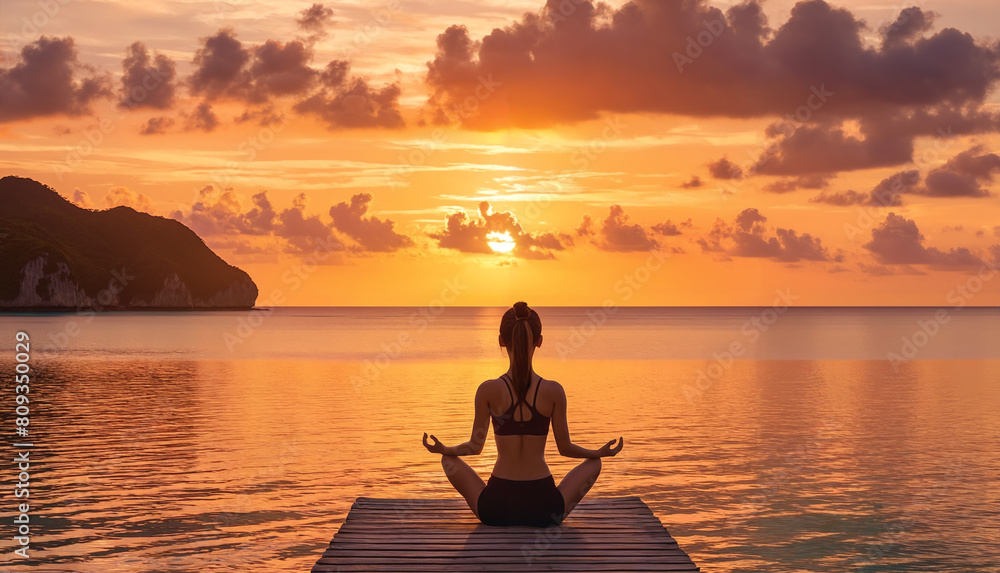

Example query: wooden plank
[312,497,699,572]
[312,562,700,573]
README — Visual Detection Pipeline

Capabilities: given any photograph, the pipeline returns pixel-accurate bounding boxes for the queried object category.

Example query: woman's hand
[422,432,448,454]
[597,437,624,458]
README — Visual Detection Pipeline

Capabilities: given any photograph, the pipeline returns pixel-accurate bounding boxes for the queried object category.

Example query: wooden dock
[312,496,700,572]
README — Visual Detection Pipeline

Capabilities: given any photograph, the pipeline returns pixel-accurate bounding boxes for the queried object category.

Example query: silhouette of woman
[422,301,624,526]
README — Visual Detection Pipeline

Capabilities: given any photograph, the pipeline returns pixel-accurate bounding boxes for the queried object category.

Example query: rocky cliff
[0,176,258,310]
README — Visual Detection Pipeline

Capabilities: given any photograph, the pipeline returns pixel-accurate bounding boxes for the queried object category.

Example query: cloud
[881,6,937,49]
[72,189,93,209]
[578,205,663,252]
[423,1,1000,134]
[277,192,344,253]
[810,169,917,206]
[181,185,246,236]
[921,145,1000,197]
[329,193,414,252]
[119,42,176,110]
[763,174,830,193]
[698,207,840,262]
[242,191,277,234]
[139,116,175,135]
[811,146,1000,203]
[428,202,571,259]
[185,27,401,130]
[293,75,404,129]
[652,218,692,236]
[680,176,703,189]
[247,40,318,102]
[708,157,744,180]
[0,36,112,122]
[863,212,982,267]
[188,29,252,101]
[105,186,152,212]
[184,102,219,132]
[175,186,343,256]
[181,186,278,237]
[188,30,318,104]
[297,3,335,44]
[753,121,915,176]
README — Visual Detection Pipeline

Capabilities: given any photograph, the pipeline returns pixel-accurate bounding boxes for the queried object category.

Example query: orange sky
[2,0,1000,305]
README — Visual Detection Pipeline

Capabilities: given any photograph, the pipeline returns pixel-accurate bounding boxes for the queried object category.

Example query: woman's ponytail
[499,301,542,403]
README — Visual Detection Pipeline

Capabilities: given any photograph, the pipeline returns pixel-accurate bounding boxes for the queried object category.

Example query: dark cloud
[652,218,692,236]
[708,157,744,180]
[810,169,917,206]
[680,176,703,189]
[294,76,404,129]
[813,147,1000,203]
[277,192,344,253]
[181,186,276,236]
[921,145,1000,197]
[753,121,914,175]
[698,207,840,262]
[172,187,344,259]
[297,3,335,43]
[234,105,285,126]
[428,202,571,259]
[599,205,660,252]
[188,30,318,104]
[181,185,246,236]
[188,29,251,101]
[139,116,175,135]
[576,205,663,252]
[184,102,219,132]
[242,191,277,234]
[863,212,982,267]
[881,7,937,49]
[185,28,401,130]
[762,174,830,193]
[247,40,317,102]
[119,42,176,109]
[0,36,112,122]
[424,0,1000,133]
[329,193,414,252]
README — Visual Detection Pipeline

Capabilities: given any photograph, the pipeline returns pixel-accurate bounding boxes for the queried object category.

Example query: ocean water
[1,306,998,572]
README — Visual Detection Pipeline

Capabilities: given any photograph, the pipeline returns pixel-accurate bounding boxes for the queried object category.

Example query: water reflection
[2,355,996,572]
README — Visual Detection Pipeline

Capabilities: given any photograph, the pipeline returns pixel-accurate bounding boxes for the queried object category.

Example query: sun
[486,231,516,253]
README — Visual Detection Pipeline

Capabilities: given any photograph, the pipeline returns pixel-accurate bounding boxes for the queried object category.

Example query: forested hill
[0,176,257,310]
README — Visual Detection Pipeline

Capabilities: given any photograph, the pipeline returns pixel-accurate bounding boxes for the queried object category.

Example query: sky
[2,0,1000,306]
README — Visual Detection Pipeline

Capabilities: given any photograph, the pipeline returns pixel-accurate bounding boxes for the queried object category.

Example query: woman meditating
[422,301,624,527]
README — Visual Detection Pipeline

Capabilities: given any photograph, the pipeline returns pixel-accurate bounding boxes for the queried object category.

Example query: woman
[422,301,624,527]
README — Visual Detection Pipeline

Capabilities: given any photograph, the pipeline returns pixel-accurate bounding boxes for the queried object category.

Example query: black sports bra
[491,373,550,436]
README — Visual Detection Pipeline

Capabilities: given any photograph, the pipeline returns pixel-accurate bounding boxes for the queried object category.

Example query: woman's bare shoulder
[477,377,506,392]
[541,377,565,396]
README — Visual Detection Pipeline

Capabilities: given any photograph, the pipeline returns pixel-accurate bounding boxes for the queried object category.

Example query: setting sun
[486,231,516,253]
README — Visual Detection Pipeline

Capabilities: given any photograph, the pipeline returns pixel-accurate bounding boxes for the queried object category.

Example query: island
[0,176,258,310]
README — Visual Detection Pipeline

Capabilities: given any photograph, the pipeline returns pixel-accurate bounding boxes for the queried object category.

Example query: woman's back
[490,373,554,480]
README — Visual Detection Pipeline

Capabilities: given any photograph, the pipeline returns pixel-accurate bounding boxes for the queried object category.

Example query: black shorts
[477,474,566,527]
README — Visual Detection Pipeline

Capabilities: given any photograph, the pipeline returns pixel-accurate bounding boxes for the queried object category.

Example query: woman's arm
[550,381,624,459]
[422,381,491,456]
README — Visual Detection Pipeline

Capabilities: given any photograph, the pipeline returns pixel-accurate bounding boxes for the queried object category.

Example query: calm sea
[1,306,998,572]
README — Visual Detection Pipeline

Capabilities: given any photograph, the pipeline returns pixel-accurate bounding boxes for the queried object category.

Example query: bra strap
[500,373,515,403]
[532,377,543,407]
